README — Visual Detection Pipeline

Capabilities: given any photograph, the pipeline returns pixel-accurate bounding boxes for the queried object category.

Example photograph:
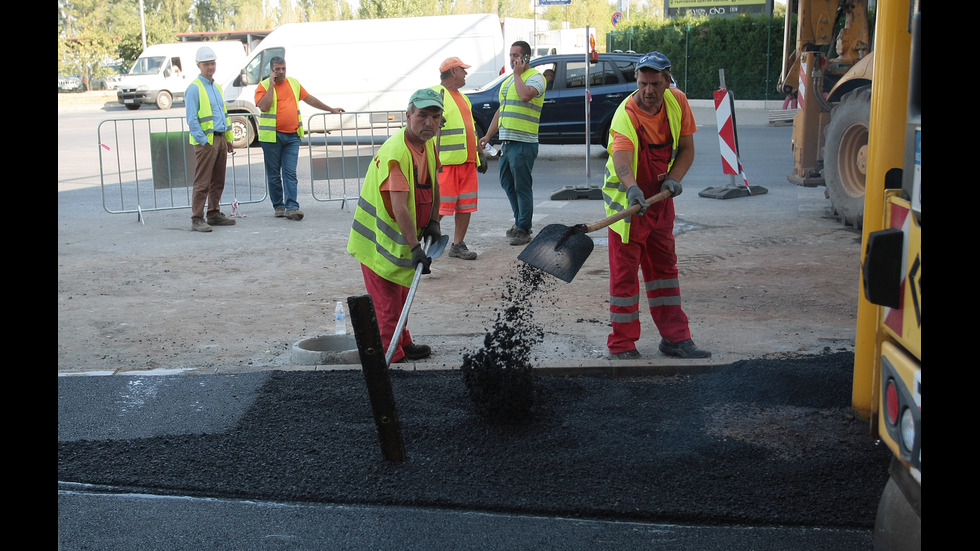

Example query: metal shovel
[384,234,450,366]
[517,189,672,283]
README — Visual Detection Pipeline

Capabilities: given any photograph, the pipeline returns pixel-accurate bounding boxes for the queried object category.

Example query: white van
[222,14,505,148]
[117,41,246,110]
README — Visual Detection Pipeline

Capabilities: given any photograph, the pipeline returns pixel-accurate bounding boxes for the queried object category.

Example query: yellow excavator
[785,2,921,548]
[778,0,874,228]
[830,0,918,548]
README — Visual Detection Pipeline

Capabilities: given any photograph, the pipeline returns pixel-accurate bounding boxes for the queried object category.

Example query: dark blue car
[465,52,641,147]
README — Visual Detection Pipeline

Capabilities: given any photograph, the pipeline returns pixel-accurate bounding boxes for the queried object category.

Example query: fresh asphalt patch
[58,351,890,529]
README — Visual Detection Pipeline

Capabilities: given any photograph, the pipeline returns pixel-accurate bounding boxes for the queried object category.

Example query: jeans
[261,131,301,211]
[498,141,538,231]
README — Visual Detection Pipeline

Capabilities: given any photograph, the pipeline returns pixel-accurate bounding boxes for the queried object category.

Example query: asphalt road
[58,355,886,551]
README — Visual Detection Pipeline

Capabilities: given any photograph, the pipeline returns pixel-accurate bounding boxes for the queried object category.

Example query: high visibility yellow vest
[498,69,545,138]
[431,85,480,169]
[187,78,232,146]
[258,77,305,142]
[347,127,439,287]
[602,88,682,243]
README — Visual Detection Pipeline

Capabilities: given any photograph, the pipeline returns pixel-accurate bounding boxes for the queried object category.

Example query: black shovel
[518,189,672,283]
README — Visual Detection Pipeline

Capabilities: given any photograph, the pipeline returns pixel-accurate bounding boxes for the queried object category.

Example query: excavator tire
[822,85,872,230]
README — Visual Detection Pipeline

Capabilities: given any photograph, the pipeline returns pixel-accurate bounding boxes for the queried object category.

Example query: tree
[541,0,618,52]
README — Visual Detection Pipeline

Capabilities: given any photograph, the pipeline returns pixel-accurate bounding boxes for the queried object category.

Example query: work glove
[477,152,488,174]
[626,185,649,215]
[662,177,683,198]
[420,219,441,244]
[411,244,432,275]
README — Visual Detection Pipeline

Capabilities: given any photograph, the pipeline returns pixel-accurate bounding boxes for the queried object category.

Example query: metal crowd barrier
[96,111,408,220]
[96,114,265,221]
[305,110,408,208]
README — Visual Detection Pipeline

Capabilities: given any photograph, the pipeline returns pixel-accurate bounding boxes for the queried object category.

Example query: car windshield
[130,56,165,75]
[472,71,511,92]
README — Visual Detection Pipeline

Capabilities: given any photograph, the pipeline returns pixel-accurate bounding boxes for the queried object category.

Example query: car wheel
[600,119,613,150]
[231,115,256,149]
[125,104,141,111]
[156,91,173,110]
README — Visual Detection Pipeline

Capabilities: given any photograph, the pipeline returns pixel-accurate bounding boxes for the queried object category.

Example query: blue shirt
[185,75,230,145]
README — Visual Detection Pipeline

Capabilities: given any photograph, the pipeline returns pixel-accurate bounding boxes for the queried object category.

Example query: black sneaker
[659,338,711,359]
[609,349,641,360]
[402,342,431,360]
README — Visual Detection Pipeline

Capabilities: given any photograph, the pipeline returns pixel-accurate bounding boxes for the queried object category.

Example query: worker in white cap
[184,46,235,232]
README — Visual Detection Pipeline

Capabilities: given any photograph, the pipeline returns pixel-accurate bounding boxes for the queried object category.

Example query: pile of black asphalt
[58,349,891,530]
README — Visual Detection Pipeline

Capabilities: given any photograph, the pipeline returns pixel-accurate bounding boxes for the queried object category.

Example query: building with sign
[665,0,773,18]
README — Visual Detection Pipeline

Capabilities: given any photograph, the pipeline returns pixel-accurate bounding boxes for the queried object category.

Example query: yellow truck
[849,1,920,548]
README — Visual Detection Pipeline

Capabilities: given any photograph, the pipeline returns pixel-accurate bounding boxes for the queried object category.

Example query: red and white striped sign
[714,89,753,194]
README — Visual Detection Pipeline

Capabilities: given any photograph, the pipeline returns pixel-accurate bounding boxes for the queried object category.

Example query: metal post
[348,294,405,462]
[584,25,591,181]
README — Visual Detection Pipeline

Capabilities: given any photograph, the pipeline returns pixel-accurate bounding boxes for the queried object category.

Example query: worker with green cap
[347,88,445,364]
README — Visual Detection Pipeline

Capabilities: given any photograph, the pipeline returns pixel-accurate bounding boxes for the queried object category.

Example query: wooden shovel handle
[582,189,672,233]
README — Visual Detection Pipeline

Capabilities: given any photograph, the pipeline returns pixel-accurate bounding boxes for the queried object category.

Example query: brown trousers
[191,134,228,219]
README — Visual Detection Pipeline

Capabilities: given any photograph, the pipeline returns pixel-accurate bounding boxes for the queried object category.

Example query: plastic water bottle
[334,301,346,335]
[483,142,498,158]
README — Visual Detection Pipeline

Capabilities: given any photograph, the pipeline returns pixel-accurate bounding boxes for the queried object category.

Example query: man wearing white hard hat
[602,51,710,360]
[185,46,235,232]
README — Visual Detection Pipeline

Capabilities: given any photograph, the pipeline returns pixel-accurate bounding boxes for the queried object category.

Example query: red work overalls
[361,156,434,364]
[607,106,691,354]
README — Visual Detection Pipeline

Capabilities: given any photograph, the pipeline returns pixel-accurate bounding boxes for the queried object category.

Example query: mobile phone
[521,54,530,64]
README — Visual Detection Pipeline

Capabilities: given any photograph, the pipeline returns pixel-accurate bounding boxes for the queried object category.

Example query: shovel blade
[428,234,450,260]
[517,223,595,283]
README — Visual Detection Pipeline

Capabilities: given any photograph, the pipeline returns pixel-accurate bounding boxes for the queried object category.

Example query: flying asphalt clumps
[461,262,556,424]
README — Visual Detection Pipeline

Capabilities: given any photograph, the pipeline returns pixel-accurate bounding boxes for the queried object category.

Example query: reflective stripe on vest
[498,69,545,138]
[431,85,475,166]
[602,88,682,243]
[347,127,439,287]
[188,78,230,146]
[258,77,305,142]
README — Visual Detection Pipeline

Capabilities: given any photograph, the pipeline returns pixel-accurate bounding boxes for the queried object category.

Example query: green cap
[409,88,444,110]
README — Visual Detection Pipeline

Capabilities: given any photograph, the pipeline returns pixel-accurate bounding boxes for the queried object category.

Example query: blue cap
[637,51,671,71]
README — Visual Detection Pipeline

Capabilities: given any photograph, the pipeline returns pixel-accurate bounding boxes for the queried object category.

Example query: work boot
[659,338,712,359]
[285,209,304,221]
[275,207,286,218]
[402,342,431,360]
[509,228,532,246]
[191,218,212,232]
[506,225,532,238]
[449,241,477,260]
[609,349,641,360]
[206,212,236,226]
